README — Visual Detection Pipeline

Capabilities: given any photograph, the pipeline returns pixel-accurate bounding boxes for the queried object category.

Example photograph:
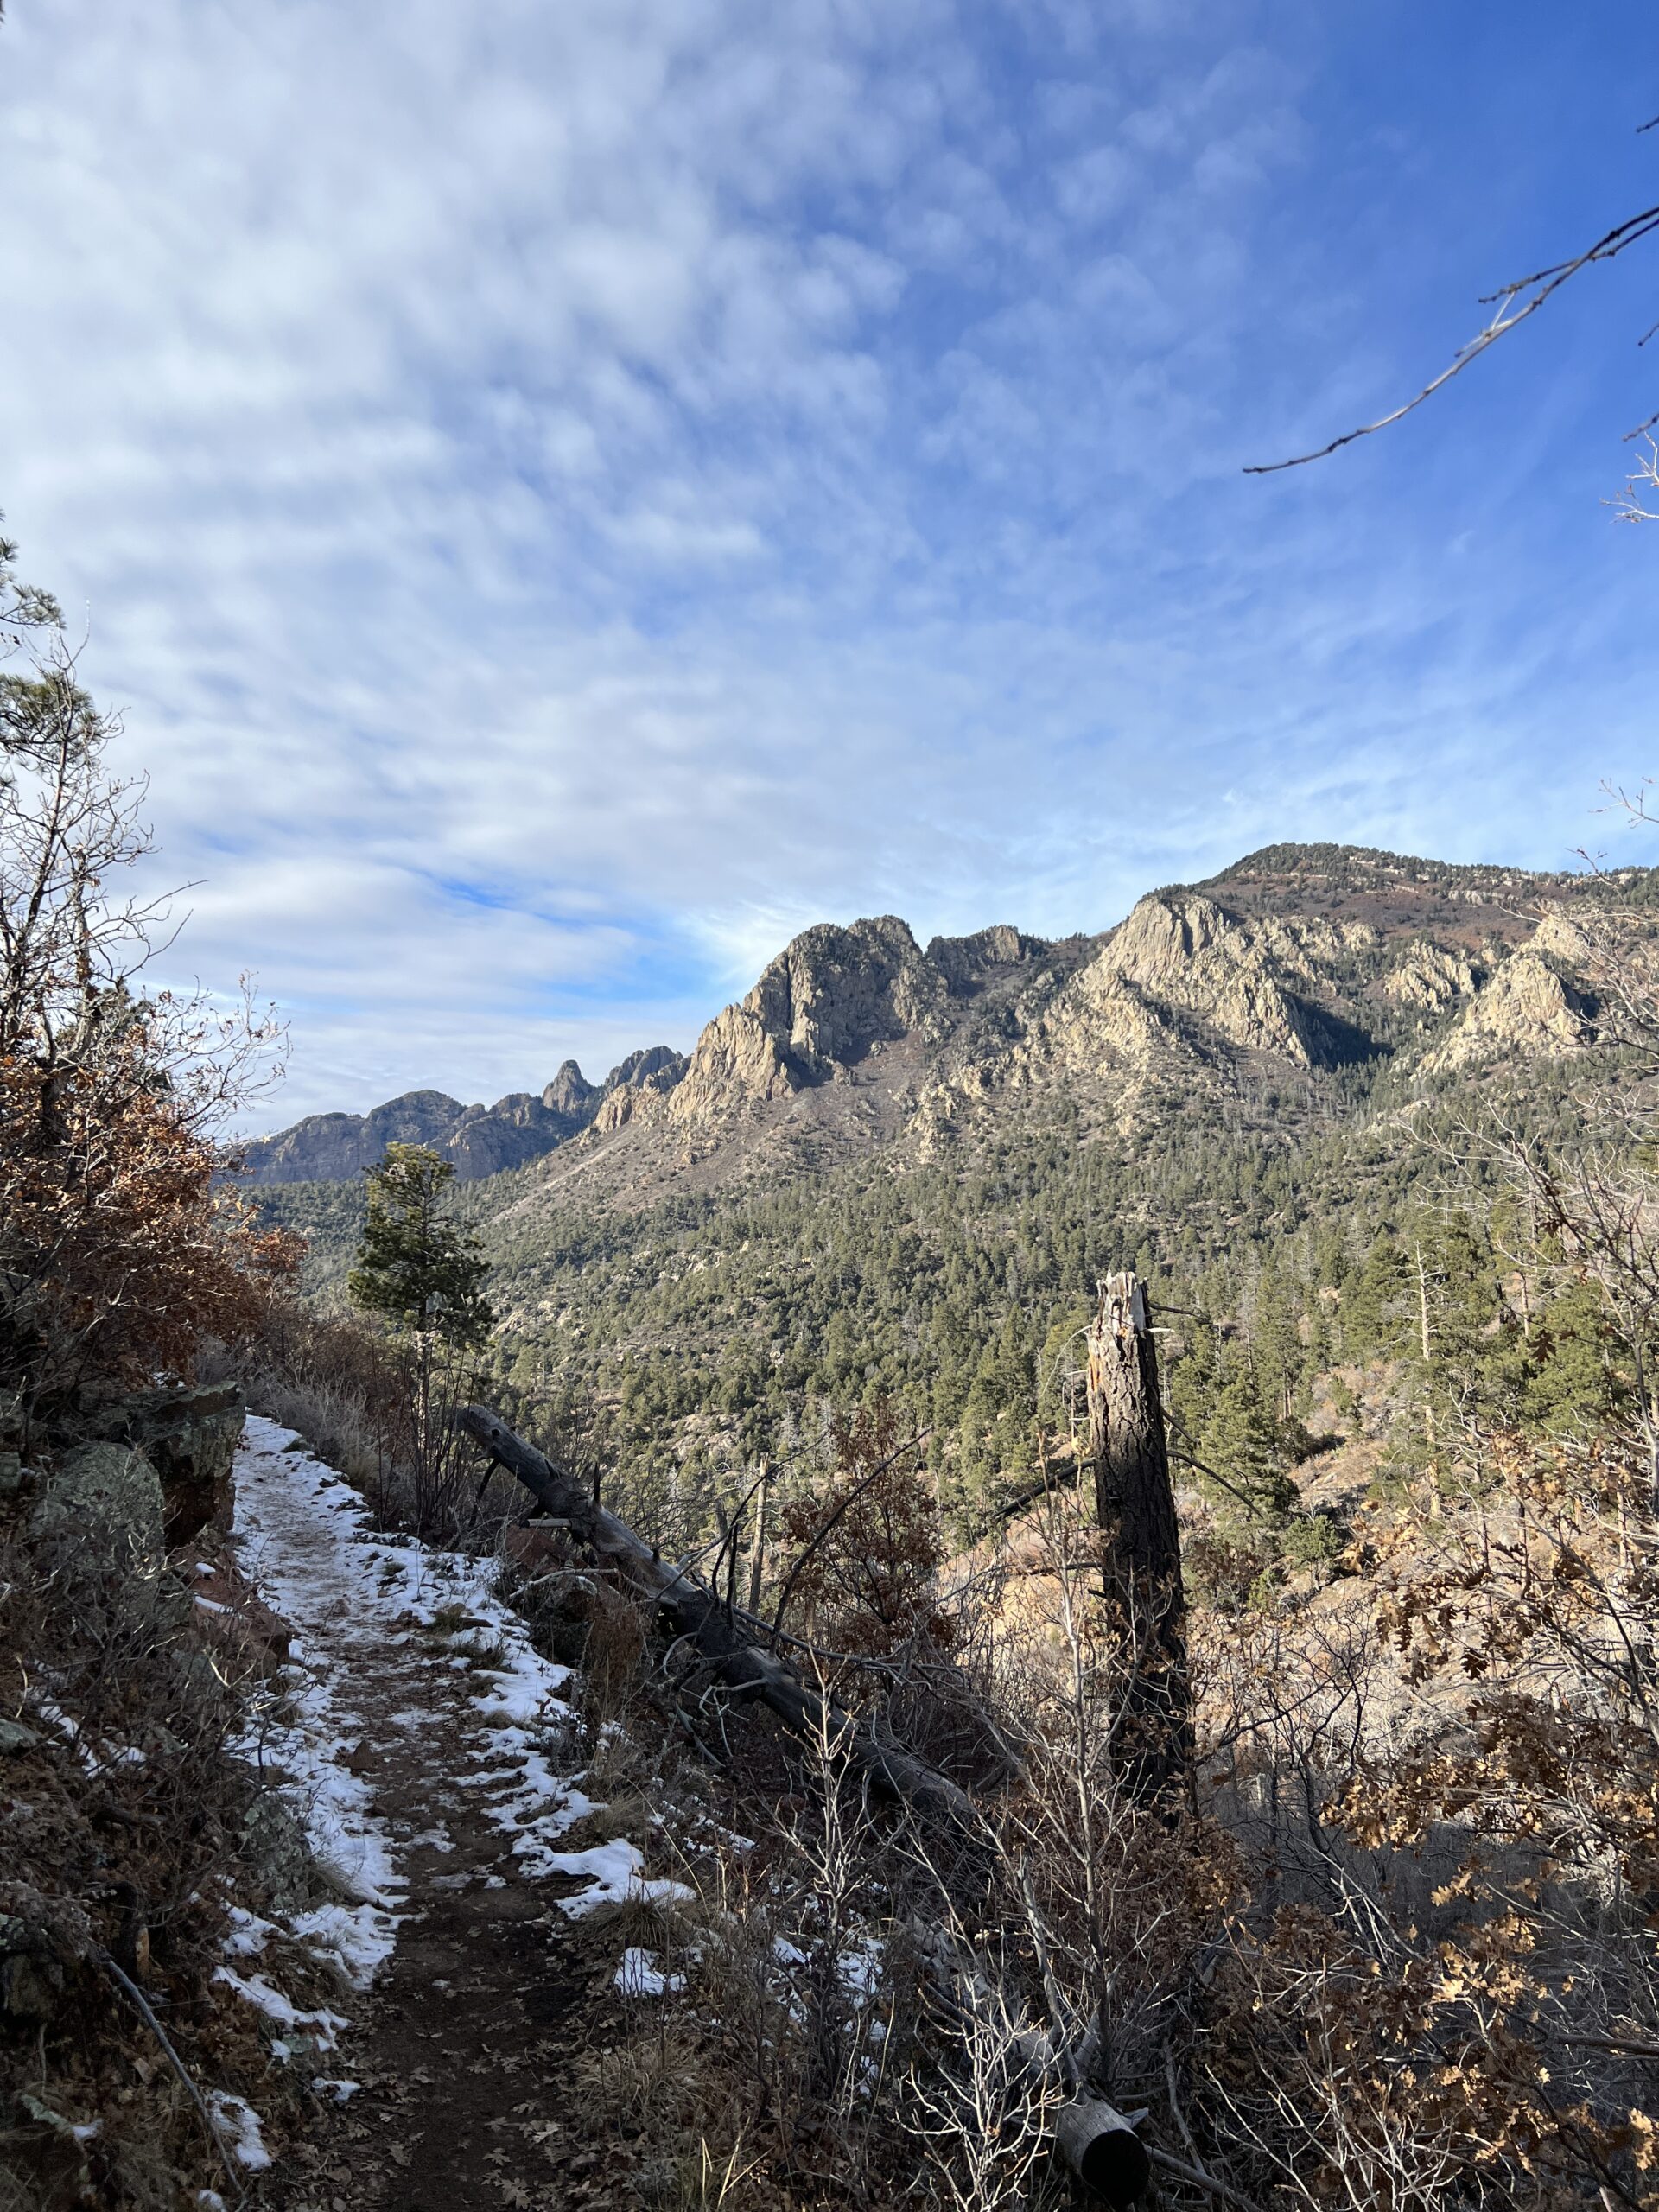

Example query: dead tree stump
[1086,1271,1192,1807]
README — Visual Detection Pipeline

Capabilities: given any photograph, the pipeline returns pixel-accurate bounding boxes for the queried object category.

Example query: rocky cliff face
[925,924,1047,993]
[542,1060,598,1116]
[1385,942,1484,1015]
[1425,947,1597,1071]
[988,888,1380,1106]
[238,1089,474,1183]
[668,916,956,1123]
[243,846,1622,1197]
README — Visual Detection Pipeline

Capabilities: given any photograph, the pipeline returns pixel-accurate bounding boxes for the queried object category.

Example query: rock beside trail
[90,1380,245,1546]
[29,1440,167,1560]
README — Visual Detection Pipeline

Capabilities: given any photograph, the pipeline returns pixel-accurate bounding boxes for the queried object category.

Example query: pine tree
[1197,1368,1300,1527]
[349,1143,493,1464]
[1340,1234,1412,1359]
[349,1143,493,1342]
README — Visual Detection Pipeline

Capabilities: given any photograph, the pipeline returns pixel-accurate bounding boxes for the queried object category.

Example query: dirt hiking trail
[230,1418,686,2212]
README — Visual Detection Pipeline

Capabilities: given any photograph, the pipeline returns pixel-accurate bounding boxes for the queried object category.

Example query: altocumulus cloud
[3,0,1658,1121]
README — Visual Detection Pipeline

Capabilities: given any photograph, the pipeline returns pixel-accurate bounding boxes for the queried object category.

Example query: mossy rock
[28,1442,165,1560]
[239,1791,320,1915]
[90,1382,245,1546]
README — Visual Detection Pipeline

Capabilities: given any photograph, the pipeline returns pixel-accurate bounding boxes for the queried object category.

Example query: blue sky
[4,0,1658,1125]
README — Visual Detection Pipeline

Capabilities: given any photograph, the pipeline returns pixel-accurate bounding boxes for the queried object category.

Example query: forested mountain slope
[249,842,1643,1544]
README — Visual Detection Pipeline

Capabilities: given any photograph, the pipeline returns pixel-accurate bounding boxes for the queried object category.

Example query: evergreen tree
[349,1143,493,1344]
[349,1143,493,1466]
[1197,1368,1300,1527]
[1340,1234,1412,1359]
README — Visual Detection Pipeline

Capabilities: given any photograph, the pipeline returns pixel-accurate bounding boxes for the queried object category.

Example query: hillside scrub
[0,538,313,2205]
[253,874,1659,2203]
[0,539,290,1430]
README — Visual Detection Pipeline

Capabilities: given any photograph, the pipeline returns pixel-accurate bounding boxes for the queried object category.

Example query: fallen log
[461,1402,1150,2201]
[1055,2098,1153,2206]
[458,1404,978,1834]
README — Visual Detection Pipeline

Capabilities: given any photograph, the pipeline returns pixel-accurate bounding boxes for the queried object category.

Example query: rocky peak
[236,1090,469,1184]
[748,916,946,1073]
[1104,893,1236,993]
[606,1045,687,1094]
[490,1090,554,1128]
[1099,893,1333,1064]
[669,916,951,1125]
[542,1060,598,1116]
[926,925,1048,994]
[1426,939,1597,1071]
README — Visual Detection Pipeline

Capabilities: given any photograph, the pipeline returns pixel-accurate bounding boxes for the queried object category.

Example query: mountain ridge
[239,842,1617,1192]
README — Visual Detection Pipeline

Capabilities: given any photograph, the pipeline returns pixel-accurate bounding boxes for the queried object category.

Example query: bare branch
[1247,201,1659,474]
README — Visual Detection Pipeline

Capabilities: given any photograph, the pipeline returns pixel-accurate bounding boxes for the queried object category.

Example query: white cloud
[3,0,1655,1130]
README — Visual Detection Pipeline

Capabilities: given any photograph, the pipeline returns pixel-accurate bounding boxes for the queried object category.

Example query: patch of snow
[221,1905,274,1959]
[540,1838,692,1918]
[209,2093,270,2172]
[314,2079,361,2103]
[615,1948,685,1998]
[213,1966,345,2051]
[838,1937,886,1999]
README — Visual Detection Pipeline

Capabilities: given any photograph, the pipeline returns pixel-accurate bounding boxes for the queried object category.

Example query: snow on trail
[225,1415,686,2139]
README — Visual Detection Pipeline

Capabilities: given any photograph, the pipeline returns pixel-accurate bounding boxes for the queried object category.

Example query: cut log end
[1054,2097,1152,2205]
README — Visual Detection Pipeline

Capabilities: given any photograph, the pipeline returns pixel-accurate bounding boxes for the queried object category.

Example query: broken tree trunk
[458,1405,977,1834]
[746,1455,770,1616]
[470,1401,1151,2200]
[1086,1272,1192,1806]
[915,1923,1151,2204]
[1053,2094,1153,2205]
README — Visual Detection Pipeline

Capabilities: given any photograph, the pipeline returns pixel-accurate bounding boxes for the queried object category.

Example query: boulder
[239,1792,321,1916]
[97,1382,245,1547]
[0,1930,64,2021]
[29,1442,165,1560]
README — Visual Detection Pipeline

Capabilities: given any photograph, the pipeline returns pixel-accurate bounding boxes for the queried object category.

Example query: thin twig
[1247,201,1659,473]
[1148,2144,1269,2210]
[97,1949,249,2204]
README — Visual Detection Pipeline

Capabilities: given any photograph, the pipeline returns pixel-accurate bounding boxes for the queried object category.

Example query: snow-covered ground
[217,1416,687,2159]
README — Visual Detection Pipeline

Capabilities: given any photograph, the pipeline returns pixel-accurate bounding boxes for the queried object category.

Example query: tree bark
[458,1405,978,1834]
[1086,1272,1192,1805]
[746,1455,770,1615]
